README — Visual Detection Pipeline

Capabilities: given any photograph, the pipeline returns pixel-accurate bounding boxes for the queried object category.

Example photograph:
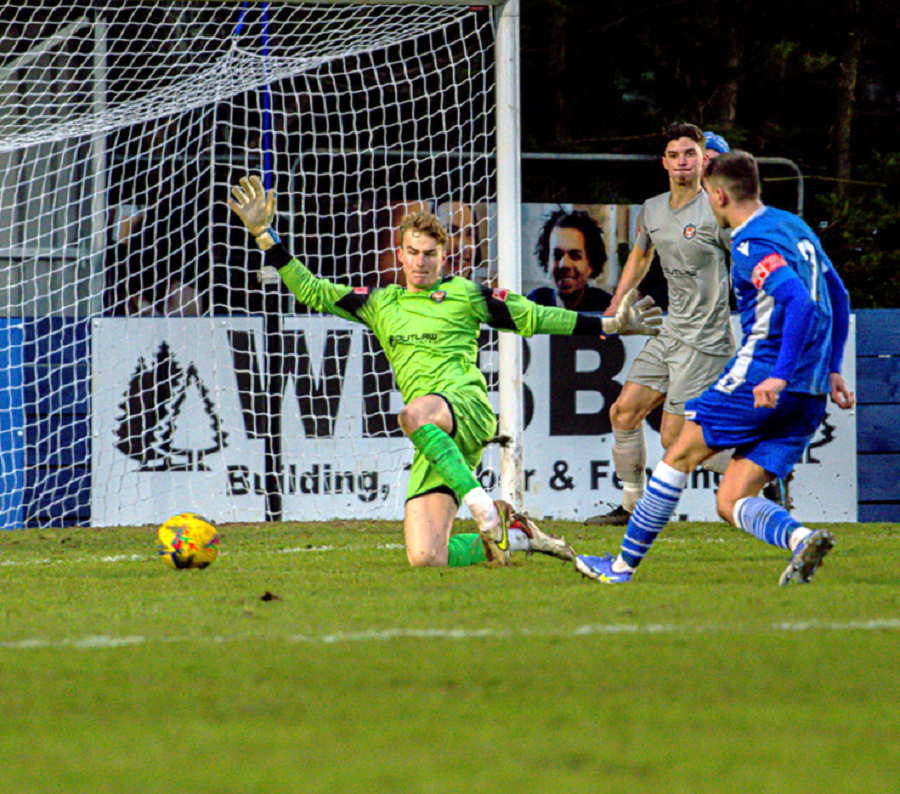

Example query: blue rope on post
[234,2,248,36]
[261,1,274,192]
[233,2,274,190]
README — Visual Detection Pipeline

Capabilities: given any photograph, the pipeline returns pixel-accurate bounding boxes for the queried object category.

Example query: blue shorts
[685,383,827,478]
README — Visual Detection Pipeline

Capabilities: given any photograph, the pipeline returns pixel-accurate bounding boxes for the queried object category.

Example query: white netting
[0,2,497,527]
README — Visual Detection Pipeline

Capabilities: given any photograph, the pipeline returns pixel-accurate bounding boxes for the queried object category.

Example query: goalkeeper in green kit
[229,175,662,568]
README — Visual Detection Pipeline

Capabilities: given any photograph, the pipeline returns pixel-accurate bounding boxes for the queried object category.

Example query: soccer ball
[156,513,220,570]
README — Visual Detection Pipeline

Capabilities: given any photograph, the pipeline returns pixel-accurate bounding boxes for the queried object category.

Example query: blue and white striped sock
[620,461,687,569]
[733,496,802,550]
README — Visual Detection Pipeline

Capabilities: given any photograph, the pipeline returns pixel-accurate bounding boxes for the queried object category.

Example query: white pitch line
[0,542,409,568]
[0,554,151,567]
[3,619,900,651]
[0,544,591,568]
[0,558,54,567]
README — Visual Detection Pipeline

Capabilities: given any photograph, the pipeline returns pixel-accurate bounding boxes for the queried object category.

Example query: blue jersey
[717,206,838,396]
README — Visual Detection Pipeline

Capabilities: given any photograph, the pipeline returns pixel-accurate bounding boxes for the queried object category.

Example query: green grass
[1,519,898,793]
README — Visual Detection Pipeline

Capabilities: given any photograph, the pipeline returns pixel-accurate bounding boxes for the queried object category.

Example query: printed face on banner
[549,227,593,300]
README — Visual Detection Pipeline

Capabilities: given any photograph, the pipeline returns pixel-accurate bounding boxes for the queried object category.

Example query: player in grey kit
[587,123,735,525]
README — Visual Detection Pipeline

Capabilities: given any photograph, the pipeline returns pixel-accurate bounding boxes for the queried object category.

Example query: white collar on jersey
[732,204,768,236]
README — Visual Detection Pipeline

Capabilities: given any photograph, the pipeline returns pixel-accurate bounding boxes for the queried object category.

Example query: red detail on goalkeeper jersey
[353,287,369,295]
[751,253,786,289]
[491,288,510,302]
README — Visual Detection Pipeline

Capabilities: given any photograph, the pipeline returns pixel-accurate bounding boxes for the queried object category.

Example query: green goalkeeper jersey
[268,244,601,405]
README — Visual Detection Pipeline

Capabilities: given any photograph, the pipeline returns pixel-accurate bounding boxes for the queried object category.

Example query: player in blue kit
[575,150,855,586]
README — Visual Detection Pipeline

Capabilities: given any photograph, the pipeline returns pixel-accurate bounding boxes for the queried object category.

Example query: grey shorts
[627,334,733,415]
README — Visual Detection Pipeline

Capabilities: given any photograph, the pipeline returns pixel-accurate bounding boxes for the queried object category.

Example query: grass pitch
[0,519,898,794]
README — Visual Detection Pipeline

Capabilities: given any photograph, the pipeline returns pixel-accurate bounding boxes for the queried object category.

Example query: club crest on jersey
[491,288,510,302]
[683,224,697,239]
[353,287,369,295]
[431,290,447,303]
[751,253,787,289]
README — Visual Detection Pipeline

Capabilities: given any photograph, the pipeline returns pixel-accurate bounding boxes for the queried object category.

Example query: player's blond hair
[397,210,448,248]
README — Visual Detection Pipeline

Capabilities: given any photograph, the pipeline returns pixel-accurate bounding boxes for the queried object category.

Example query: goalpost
[0,0,522,528]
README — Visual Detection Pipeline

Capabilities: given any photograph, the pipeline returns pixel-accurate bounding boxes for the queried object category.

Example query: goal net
[0,1,501,528]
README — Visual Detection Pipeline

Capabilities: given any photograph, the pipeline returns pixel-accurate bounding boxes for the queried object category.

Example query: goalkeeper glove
[227,174,278,250]
[601,289,663,336]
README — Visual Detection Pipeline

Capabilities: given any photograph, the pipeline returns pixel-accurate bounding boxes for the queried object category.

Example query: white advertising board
[91,315,858,525]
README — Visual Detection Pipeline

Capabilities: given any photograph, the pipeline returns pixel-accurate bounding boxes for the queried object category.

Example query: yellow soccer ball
[156,513,220,570]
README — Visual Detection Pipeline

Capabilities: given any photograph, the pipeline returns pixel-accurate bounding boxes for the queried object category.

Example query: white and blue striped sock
[620,461,687,569]
[733,496,802,550]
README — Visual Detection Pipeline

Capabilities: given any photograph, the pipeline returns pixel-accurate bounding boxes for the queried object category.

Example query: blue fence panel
[857,405,900,453]
[24,363,90,416]
[23,467,91,524]
[23,317,91,528]
[856,311,900,355]
[856,310,900,522]
[857,455,900,504]
[0,319,24,529]
[857,357,900,404]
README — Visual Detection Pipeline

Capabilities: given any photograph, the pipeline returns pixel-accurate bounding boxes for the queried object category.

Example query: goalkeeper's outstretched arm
[227,174,372,325]
[485,285,662,339]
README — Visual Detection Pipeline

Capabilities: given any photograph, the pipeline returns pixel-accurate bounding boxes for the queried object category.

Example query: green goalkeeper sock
[447,534,486,567]
[408,424,480,498]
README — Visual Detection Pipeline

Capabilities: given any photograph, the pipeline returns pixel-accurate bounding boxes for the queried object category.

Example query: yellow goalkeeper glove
[227,174,277,250]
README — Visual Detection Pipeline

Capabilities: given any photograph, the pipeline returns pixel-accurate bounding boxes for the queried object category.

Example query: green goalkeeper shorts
[405,387,497,503]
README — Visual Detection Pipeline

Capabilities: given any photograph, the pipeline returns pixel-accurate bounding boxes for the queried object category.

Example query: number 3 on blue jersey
[797,239,819,301]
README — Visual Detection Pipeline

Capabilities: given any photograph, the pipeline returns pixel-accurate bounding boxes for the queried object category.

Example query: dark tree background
[521,0,900,307]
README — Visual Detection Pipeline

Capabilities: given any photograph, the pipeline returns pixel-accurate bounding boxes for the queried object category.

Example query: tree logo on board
[113,342,227,471]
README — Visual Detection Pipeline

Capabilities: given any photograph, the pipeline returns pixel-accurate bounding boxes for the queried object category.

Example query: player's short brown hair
[704,150,761,203]
[397,210,448,248]
[662,122,705,151]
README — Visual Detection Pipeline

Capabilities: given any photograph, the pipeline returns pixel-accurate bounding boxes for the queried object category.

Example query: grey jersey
[635,190,734,355]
